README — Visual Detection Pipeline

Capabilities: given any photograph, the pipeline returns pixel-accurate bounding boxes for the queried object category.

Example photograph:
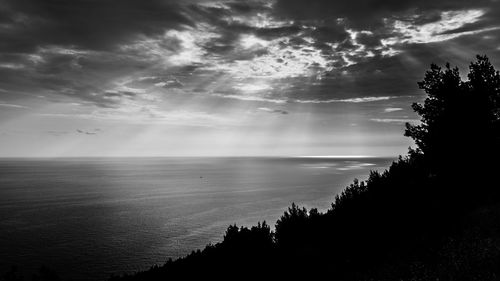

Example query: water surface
[0,157,393,280]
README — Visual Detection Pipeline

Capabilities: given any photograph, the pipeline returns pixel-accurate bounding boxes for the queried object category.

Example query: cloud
[103,91,138,99]
[76,129,101,135]
[272,0,498,29]
[293,96,397,104]
[46,130,70,136]
[382,9,500,45]
[211,93,288,104]
[234,83,272,93]
[257,107,289,114]
[155,78,184,89]
[0,103,28,109]
[0,0,192,53]
[210,93,401,105]
[370,118,419,123]
[40,104,231,127]
[384,107,403,112]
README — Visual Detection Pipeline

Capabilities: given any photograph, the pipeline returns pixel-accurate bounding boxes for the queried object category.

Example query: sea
[0,157,394,280]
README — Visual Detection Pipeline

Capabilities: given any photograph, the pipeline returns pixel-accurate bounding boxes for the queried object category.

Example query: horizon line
[0,155,393,159]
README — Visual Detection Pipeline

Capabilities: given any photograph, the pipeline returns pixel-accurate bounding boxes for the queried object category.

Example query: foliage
[405,55,500,172]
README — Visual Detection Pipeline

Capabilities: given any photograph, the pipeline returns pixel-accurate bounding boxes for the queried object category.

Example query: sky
[0,0,499,157]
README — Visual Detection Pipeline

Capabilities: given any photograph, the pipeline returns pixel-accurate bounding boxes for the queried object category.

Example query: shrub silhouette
[102,55,500,280]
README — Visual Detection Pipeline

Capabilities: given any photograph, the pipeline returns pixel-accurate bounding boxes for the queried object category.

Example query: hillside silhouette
[3,56,499,281]
[105,55,500,281]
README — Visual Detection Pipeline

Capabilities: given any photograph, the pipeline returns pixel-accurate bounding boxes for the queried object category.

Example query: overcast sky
[0,0,499,157]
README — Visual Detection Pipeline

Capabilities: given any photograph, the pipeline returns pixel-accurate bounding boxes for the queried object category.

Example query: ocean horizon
[0,156,394,280]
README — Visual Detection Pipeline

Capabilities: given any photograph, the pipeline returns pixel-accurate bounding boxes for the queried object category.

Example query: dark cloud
[103,91,137,99]
[0,62,115,108]
[355,32,382,49]
[225,1,270,15]
[77,128,101,135]
[0,0,192,53]
[46,130,70,136]
[272,0,499,29]
[0,36,158,107]
[308,25,350,44]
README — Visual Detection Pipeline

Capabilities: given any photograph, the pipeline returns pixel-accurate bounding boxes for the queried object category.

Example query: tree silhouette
[405,55,500,205]
[405,55,500,170]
